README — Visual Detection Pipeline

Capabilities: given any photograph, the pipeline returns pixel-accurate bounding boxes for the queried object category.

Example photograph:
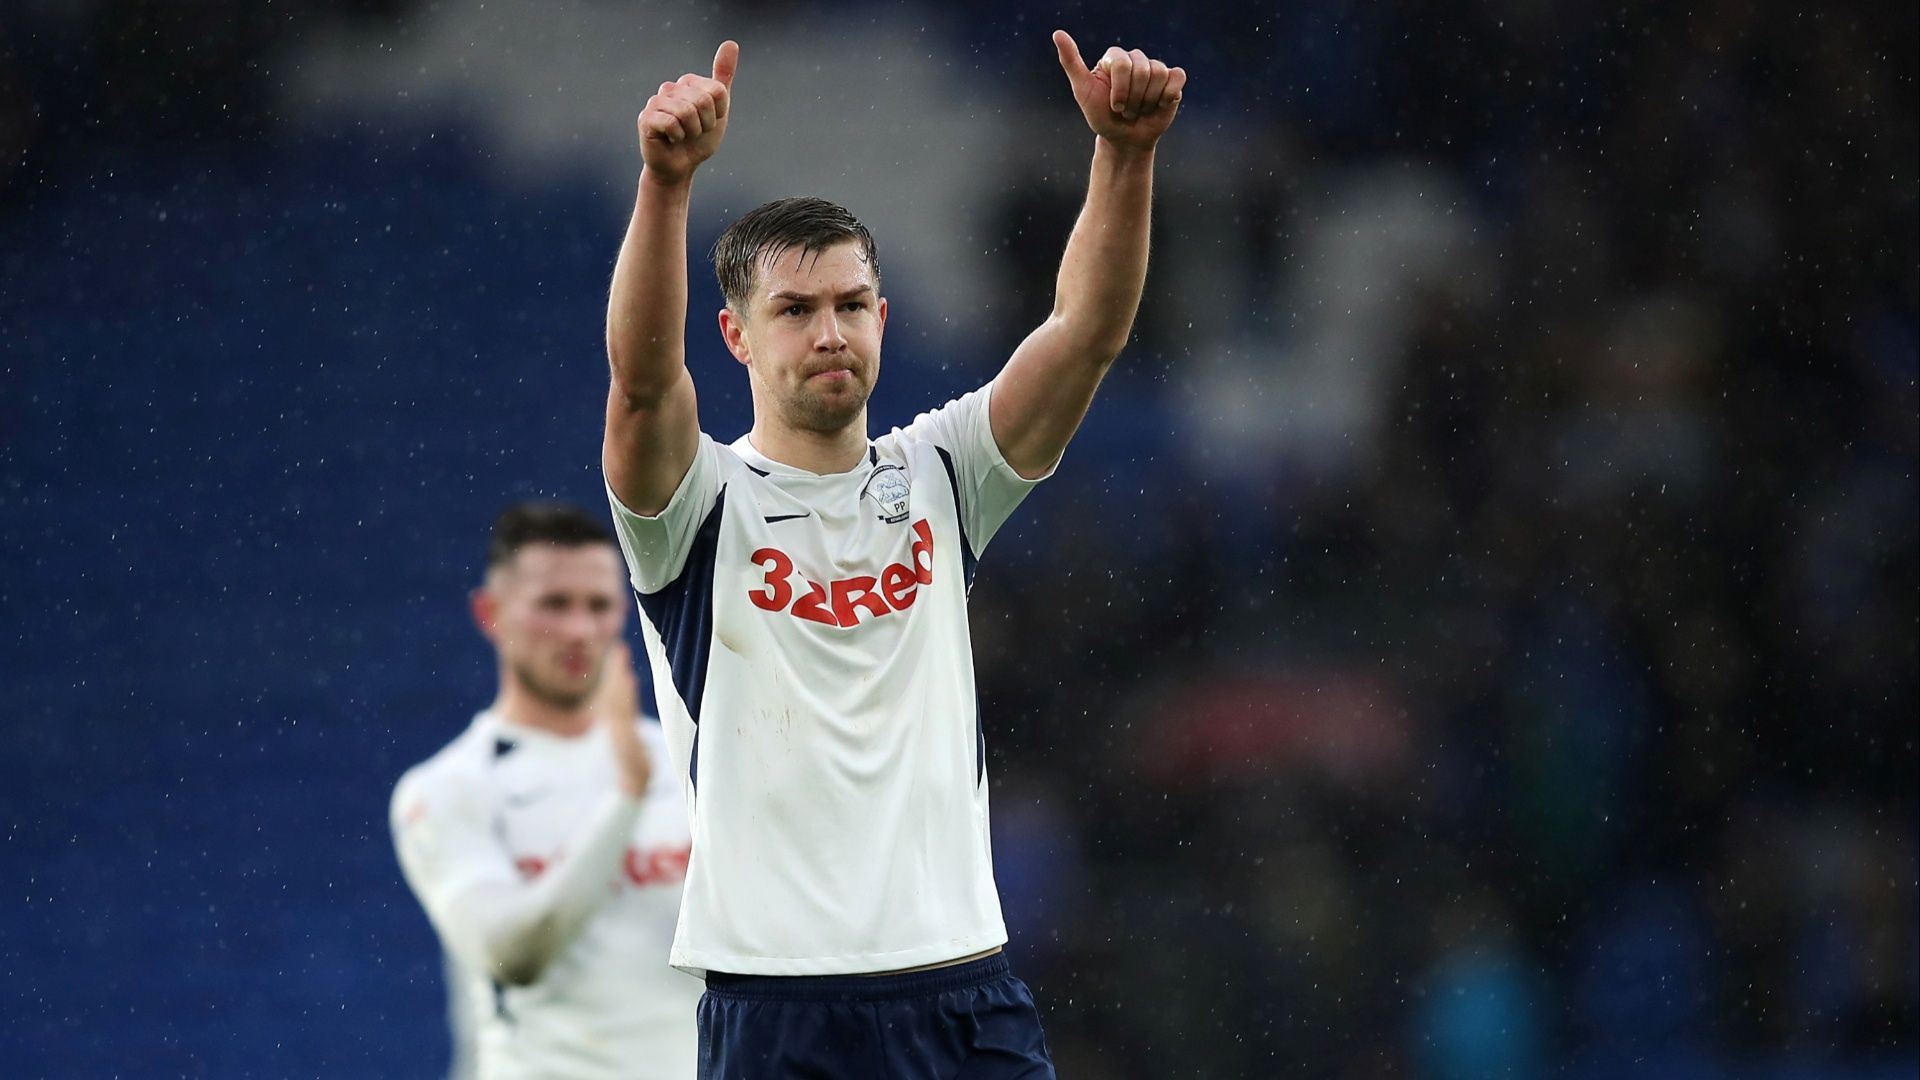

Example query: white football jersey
[607,381,1049,977]
[391,711,702,1080]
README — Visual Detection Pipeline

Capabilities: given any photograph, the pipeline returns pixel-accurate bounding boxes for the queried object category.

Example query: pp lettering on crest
[861,464,911,523]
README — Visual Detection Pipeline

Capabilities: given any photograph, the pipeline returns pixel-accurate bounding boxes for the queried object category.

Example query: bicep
[604,369,700,517]
[990,316,1111,480]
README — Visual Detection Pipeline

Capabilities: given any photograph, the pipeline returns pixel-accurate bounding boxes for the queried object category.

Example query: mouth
[807,367,854,383]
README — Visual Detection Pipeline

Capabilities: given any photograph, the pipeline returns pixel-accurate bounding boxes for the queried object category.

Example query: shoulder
[877,384,994,455]
[635,714,669,750]
[632,716,676,779]
[709,435,758,478]
[391,718,495,816]
[631,715,688,807]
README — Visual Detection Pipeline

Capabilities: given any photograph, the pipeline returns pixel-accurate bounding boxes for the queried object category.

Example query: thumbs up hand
[638,40,740,184]
[1053,31,1185,153]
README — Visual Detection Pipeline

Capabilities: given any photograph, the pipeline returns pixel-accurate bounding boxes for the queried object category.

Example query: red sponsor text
[748,519,934,627]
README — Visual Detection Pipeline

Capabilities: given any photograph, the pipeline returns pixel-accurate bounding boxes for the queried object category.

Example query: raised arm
[989,31,1186,479]
[604,41,738,515]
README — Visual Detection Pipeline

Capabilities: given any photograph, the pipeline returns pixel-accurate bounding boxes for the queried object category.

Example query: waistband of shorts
[703,954,1012,1002]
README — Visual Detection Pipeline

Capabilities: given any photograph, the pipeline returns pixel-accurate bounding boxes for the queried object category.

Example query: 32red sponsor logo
[748,519,934,627]
[514,845,691,887]
[624,844,691,887]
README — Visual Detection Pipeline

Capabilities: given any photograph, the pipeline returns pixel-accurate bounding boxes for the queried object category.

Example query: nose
[560,606,601,642]
[814,310,848,352]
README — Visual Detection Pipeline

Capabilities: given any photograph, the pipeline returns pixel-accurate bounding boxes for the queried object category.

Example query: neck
[493,676,593,738]
[748,413,869,474]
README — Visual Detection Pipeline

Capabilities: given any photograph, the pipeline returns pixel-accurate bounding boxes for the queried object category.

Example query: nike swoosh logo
[503,789,551,808]
[763,513,811,523]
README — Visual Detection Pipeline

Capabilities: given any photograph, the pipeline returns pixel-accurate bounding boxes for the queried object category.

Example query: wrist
[639,165,696,195]
[1093,136,1157,169]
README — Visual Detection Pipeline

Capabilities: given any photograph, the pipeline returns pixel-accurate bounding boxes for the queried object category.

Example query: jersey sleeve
[891,379,1053,554]
[606,433,725,594]
[391,757,646,984]
[390,767,518,938]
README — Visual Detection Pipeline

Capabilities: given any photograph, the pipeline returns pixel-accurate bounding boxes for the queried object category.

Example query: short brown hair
[711,197,881,311]
[487,502,615,570]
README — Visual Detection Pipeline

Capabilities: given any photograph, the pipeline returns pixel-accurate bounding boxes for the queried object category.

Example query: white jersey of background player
[601,34,1182,988]
[391,504,700,1079]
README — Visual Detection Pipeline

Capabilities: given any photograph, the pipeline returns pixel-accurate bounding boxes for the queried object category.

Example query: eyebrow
[767,285,875,304]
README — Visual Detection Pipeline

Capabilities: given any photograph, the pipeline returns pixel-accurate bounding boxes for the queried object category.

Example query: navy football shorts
[698,953,1056,1079]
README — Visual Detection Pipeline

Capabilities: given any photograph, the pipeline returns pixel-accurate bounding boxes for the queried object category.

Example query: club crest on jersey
[861,463,911,523]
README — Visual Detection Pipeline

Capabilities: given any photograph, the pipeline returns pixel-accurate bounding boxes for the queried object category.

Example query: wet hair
[711,196,881,311]
[487,502,615,570]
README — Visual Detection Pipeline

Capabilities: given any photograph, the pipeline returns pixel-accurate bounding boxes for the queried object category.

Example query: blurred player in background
[601,30,1184,1079]
[391,503,700,1079]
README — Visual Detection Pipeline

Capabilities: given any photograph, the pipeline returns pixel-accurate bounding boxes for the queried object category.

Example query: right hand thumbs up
[638,40,739,184]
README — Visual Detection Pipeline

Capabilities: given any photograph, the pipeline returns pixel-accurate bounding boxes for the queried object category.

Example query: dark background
[3,1,1914,1076]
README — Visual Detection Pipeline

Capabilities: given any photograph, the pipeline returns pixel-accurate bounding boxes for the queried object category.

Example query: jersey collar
[731,435,878,478]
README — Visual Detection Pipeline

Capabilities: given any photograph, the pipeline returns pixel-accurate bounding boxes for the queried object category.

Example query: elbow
[606,361,678,414]
[607,374,659,414]
[1043,311,1132,366]
[604,337,647,398]
[494,959,546,988]
[1084,318,1135,362]
[1087,337,1130,367]
[485,920,559,987]
[1070,335,1131,372]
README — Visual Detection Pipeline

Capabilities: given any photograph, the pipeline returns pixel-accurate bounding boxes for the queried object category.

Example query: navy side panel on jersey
[934,447,987,785]
[933,447,979,588]
[636,490,726,788]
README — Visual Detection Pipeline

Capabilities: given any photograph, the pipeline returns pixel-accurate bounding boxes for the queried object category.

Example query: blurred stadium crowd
[4,1,1913,1077]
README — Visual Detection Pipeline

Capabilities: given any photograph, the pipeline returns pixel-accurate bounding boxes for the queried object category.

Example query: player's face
[479,543,628,709]
[723,240,887,434]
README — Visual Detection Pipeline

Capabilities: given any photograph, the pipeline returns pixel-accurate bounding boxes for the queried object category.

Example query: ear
[471,586,499,643]
[876,295,888,339]
[718,307,752,367]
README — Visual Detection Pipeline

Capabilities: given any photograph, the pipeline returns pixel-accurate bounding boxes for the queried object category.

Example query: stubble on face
[510,651,603,710]
[744,243,883,435]
[781,370,869,433]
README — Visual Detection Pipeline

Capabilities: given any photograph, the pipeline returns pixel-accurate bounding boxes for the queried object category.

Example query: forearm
[988,141,1157,475]
[1050,139,1156,361]
[441,791,642,986]
[605,171,695,402]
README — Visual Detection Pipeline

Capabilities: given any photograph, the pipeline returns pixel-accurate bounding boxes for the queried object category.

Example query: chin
[517,664,597,709]
[792,389,869,432]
